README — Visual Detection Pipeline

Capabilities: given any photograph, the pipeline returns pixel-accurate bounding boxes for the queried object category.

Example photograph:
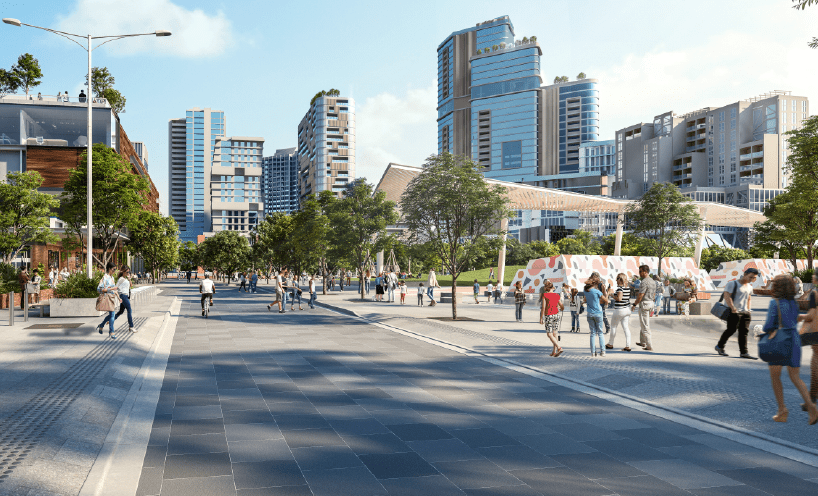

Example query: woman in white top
[113,266,136,333]
[96,262,119,338]
[607,273,633,352]
[308,275,317,309]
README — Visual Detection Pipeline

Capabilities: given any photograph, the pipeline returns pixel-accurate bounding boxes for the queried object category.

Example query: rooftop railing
[0,93,109,106]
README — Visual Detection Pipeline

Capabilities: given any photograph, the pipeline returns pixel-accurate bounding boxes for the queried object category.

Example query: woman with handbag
[113,266,135,333]
[761,275,818,424]
[95,262,120,339]
[796,273,818,412]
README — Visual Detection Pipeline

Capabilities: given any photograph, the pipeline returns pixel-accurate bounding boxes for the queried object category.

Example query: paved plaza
[0,281,817,495]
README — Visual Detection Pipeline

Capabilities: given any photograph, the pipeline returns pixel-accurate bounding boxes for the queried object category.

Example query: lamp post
[2,18,170,277]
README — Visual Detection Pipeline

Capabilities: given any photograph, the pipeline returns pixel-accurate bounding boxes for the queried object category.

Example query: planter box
[49,297,103,317]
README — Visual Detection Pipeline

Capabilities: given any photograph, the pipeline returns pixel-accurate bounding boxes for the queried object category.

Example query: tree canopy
[86,67,126,113]
[0,171,59,264]
[200,231,251,282]
[792,0,818,48]
[401,153,510,319]
[12,53,42,95]
[128,211,179,279]
[625,183,702,275]
[60,143,150,269]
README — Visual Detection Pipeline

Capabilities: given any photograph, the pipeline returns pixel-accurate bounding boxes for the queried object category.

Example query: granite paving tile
[232,460,306,490]
[328,417,391,436]
[596,474,694,496]
[516,432,597,456]
[476,445,562,471]
[584,438,674,462]
[228,438,293,462]
[224,422,283,442]
[281,427,346,449]
[406,438,484,463]
[510,467,611,496]
[359,451,439,479]
[135,466,163,496]
[629,459,743,489]
[432,458,523,490]
[290,445,363,471]
[169,418,225,437]
[464,485,542,496]
[387,422,454,442]
[658,445,760,471]
[715,467,818,495]
[617,428,702,448]
[167,432,229,456]
[451,427,521,449]
[301,466,388,496]
[379,474,466,495]
[160,475,236,496]
[551,451,646,479]
[222,409,276,425]
[273,414,331,431]
[340,432,412,455]
[163,451,233,480]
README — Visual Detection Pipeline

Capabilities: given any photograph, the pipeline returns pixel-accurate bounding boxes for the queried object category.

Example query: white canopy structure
[375,163,766,282]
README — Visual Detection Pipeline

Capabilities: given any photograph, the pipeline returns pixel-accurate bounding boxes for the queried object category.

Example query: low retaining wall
[0,288,54,309]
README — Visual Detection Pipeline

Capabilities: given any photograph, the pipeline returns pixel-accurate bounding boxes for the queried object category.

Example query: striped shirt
[613,286,631,309]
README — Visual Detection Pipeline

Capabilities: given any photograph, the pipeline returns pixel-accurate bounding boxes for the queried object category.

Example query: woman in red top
[540,281,564,356]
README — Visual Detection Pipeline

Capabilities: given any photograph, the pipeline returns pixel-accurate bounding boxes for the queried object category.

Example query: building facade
[578,140,615,176]
[262,147,299,215]
[133,141,148,171]
[437,16,604,241]
[168,108,226,243]
[297,96,355,200]
[612,91,808,211]
[210,137,264,233]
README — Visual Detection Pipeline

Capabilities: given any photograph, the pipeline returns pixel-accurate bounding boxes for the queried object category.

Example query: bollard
[9,292,14,326]
[23,289,28,322]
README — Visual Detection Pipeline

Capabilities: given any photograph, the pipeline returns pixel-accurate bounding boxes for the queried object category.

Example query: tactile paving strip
[0,318,144,482]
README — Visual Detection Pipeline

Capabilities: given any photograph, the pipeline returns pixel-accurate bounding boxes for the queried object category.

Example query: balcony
[739,151,764,160]
[685,144,705,152]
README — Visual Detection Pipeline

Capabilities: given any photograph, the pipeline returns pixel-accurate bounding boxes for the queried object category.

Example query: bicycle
[202,293,213,318]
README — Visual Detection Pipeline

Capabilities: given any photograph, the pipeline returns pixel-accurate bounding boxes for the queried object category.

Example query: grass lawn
[399,266,526,286]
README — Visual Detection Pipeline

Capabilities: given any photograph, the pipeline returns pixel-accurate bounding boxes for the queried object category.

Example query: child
[399,280,407,305]
[486,280,494,303]
[417,282,424,306]
[473,279,480,304]
[569,287,582,333]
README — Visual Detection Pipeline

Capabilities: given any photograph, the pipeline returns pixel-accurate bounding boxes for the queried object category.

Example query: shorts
[544,313,560,333]
[275,290,284,301]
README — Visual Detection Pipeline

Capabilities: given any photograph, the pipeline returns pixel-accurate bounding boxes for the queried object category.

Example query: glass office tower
[262,147,300,215]
[558,82,599,173]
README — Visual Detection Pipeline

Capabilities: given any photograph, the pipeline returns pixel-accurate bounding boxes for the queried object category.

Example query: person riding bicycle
[200,273,215,316]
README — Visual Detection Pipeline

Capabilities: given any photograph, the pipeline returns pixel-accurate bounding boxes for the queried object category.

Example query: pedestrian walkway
[0,288,175,496]
[129,283,817,495]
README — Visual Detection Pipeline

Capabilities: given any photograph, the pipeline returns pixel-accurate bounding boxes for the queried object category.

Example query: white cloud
[355,82,437,184]
[56,0,232,57]
[594,31,818,139]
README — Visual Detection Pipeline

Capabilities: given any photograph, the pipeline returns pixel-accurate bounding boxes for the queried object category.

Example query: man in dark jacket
[18,268,29,309]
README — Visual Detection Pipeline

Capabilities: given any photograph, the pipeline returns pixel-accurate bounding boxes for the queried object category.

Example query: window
[803,101,808,113]
[783,100,788,112]
[719,111,725,121]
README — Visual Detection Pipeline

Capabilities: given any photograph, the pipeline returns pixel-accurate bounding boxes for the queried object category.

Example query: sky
[1,0,817,216]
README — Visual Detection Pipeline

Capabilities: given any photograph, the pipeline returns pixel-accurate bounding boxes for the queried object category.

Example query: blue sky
[2,0,817,215]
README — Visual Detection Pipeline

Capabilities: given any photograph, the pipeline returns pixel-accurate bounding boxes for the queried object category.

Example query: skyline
[1,0,816,215]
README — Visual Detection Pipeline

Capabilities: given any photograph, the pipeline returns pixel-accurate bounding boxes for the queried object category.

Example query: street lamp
[2,18,170,277]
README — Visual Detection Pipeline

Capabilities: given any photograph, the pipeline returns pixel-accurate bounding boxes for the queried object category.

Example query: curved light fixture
[3,18,22,26]
[155,30,172,36]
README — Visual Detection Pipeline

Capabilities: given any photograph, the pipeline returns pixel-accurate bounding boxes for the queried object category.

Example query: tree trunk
[360,265,365,300]
[451,277,458,320]
[808,245,814,272]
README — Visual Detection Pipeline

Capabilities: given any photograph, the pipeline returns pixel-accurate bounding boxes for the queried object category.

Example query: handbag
[758,300,793,363]
[710,281,739,321]
[95,292,120,312]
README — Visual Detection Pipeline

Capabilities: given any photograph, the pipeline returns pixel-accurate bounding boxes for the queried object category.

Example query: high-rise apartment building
[437,16,605,240]
[210,137,264,233]
[612,91,808,212]
[168,108,225,243]
[297,95,355,200]
[133,141,148,171]
[262,147,299,215]
[578,140,615,176]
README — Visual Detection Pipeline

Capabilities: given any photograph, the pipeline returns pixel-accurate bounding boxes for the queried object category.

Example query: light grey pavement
[0,287,175,496]
[126,281,818,496]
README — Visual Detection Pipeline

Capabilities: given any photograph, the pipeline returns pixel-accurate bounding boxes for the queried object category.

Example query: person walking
[661,279,673,315]
[364,269,371,295]
[417,283,425,306]
[48,267,56,288]
[607,273,633,351]
[584,281,608,356]
[540,281,563,356]
[399,280,407,304]
[632,265,657,351]
[239,272,247,292]
[95,263,119,338]
[473,280,481,305]
[113,266,136,333]
[568,287,582,333]
[200,272,215,315]
[798,273,818,410]
[486,281,494,303]
[268,269,287,313]
[289,272,303,311]
[761,275,818,425]
[427,269,440,307]
[514,282,526,322]
[387,270,397,302]
[308,275,317,309]
[489,267,495,281]
[374,272,384,302]
[186,271,191,283]
[495,282,504,304]
[250,272,258,293]
[18,268,29,309]
[715,268,759,359]
[339,269,345,292]
[28,269,42,305]
[589,272,611,334]
[652,275,663,317]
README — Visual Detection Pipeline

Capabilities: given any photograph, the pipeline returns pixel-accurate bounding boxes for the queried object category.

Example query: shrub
[476,48,482,54]
[793,268,814,284]
[530,36,537,42]
[54,271,104,298]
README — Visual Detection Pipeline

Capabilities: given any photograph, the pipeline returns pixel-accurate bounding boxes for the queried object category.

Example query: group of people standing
[267,269,317,313]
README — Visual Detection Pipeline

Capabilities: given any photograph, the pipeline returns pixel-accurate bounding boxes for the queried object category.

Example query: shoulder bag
[758,299,793,363]
[710,280,739,321]
[95,291,120,312]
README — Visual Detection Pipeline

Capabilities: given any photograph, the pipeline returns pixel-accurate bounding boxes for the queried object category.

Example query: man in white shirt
[716,268,759,359]
[268,269,287,313]
[387,271,398,302]
[486,281,494,303]
[427,269,439,307]
[661,279,674,315]
[199,273,215,316]
[308,275,317,309]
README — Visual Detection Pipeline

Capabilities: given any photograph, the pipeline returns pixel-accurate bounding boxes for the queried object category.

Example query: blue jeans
[571,310,580,330]
[365,280,370,294]
[99,310,116,332]
[654,294,663,314]
[663,295,672,315]
[114,294,133,328]
[427,287,435,301]
[515,303,524,320]
[309,292,316,308]
[588,314,606,353]
[290,290,301,307]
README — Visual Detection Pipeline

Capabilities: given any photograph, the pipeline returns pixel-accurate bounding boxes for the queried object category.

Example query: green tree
[60,143,150,269]
[0,68,21,94]
[521,36,529,43]
[792,0,818,48]
[128,211,179,280]
[200,231,251,284]
[699,246,750,272]
[783,115,818,181]
[86,67,126,113]
[0,171,59,264]
[253,212,294,278]
[401,153,511,319]
[759,178,818,269]
[577,72,587,79]
[12,53,42,96]
[601,232,650,256]
[530,36,537,42]
[529,240,559,259]
[290,195,330,278]
[328,180,397,300]
[625,183,702,276]
[178,241,200,272]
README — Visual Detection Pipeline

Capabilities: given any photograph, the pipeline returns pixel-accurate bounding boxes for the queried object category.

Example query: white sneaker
[129,327,137,333]
[600,351,605,357]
